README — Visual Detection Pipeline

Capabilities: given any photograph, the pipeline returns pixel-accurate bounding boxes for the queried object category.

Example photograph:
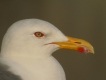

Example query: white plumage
[0,19,67,80]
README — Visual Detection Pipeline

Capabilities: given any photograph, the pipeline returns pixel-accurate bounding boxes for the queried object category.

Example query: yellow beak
[54,36,94,54]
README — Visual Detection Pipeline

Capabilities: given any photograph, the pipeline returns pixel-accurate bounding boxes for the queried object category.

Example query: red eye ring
[34,32,44,38]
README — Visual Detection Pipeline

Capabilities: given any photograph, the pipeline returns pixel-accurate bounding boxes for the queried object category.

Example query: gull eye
[34,32,44,38]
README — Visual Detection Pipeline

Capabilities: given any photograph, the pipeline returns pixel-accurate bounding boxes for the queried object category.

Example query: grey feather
[0,63,22,80]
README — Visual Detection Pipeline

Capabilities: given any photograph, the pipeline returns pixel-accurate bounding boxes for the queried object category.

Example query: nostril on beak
[74,42,82,44]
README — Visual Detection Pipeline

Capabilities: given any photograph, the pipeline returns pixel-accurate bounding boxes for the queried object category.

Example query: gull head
[1,19,94,58]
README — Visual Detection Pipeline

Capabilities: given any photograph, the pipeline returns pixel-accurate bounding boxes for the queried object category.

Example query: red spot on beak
[78,46,90,53]
[78,46,85,52]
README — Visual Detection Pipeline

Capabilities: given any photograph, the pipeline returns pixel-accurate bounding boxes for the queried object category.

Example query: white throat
[1,55,66,80]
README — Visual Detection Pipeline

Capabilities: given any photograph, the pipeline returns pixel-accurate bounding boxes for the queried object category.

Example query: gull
[0,19,94,80]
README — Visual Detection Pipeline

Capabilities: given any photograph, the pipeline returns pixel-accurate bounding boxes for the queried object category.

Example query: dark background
[0,0,106,80]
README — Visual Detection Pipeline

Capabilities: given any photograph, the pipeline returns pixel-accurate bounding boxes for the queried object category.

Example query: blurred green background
[0,0,106,80]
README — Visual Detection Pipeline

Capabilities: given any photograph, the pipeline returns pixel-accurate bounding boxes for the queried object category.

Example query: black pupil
[37,33,41,36]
